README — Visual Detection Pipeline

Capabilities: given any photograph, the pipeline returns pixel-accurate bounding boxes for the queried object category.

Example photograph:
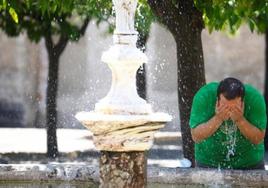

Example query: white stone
[113,0,138,35]
[94,0,151,115]
[96,44,151,114]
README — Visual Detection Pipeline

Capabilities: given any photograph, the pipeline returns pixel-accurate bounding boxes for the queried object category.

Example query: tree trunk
[45,34,68,159]
[46,52,60,159]
[99,151,147,188]
[169,10,206,166]
[136,64,146,99]
[264,29,268,151]
[147,0,206,166]
[174,28,206,166]
[136,33,149,100]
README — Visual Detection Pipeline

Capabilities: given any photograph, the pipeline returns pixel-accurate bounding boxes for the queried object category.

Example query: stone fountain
[76,0,171,187]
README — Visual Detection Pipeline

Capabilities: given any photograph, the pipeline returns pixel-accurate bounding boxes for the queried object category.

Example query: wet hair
[217,77,245,101]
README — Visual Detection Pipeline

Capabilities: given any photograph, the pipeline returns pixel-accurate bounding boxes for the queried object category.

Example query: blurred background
[0,22,264,132]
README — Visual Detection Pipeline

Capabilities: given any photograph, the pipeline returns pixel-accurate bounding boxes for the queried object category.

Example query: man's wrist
[234,117,245,125]
[213,115,223,125]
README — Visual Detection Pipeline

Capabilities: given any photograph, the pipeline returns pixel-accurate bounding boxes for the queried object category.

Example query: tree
[194,0,268,150]
[147,0,206,165]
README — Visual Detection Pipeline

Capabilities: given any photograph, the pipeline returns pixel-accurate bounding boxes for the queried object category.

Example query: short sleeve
[245,90,267,130]
[190,87,215,129]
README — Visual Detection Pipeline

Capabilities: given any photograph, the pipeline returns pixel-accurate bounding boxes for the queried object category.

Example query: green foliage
[0,0,83,42]
[136,0,155,38]
[0,0,18,24]
[195,0,268,34]
[75,0,155,41]
[76,0,113,22]
[8,7,18,23]
[76,0,155,37]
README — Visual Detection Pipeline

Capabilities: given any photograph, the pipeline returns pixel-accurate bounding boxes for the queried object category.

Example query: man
[190,77,267,169]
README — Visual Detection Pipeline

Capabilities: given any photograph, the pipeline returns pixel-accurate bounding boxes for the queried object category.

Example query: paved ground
[0,128,188,168]
[0,128,180,153]
[0,128,94,153]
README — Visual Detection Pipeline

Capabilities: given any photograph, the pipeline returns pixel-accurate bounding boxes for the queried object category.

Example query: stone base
[75,112,171,151]
[100,151,146,188]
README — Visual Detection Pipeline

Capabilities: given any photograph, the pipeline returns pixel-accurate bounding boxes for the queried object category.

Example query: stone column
[100,151,146,188]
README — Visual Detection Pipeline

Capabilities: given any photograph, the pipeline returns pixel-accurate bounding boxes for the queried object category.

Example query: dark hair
[217,77,245,101]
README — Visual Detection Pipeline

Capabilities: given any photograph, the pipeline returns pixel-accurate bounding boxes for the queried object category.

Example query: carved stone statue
[113,0,137,34]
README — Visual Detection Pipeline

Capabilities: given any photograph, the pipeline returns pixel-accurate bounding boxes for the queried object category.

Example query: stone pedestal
[100,151,146,188]
[76,112,171,188]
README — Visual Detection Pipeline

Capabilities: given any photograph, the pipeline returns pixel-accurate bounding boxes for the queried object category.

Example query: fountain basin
[75,112,172,151]
[0,164,268,187]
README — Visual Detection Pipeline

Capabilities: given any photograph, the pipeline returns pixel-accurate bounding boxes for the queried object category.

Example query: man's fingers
[217,106,232,121]
[217,104,228,112]
[230,108,239,115]
[234,102,244,112]
[239,103,245,113]
[233,105,243,114]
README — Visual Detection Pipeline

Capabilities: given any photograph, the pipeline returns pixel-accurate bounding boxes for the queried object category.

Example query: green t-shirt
[190,82,267,169]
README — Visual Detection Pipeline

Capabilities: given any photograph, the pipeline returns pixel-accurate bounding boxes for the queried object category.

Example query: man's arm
[231,105,265,145]
[191,104,230,143]
[235,117,265,145]
[191,115,222,143]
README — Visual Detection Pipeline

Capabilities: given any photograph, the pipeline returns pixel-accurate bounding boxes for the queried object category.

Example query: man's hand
[229,102,265,145]
[191,101,231,143]
[230,103,244,123]
[215,101,231,122]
